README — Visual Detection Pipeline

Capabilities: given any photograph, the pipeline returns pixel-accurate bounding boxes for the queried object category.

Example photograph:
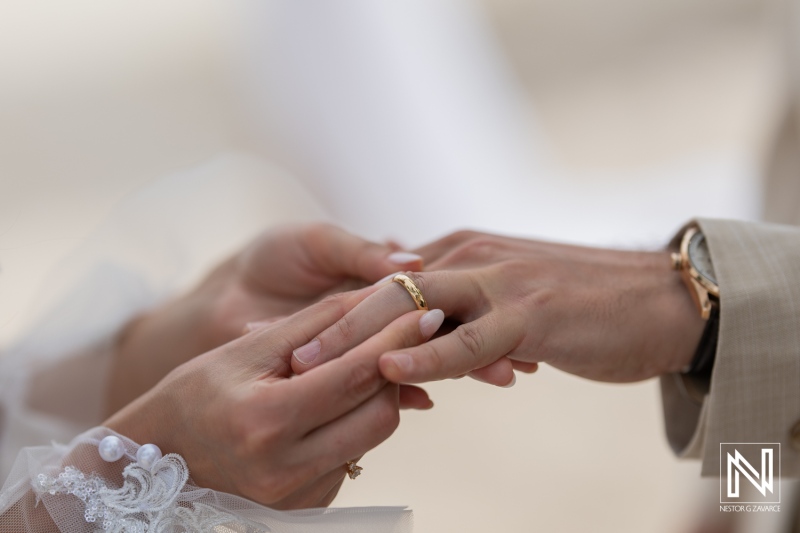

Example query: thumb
[305,225,423,283]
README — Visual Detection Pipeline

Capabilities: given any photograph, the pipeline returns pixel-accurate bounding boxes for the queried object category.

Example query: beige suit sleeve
[661,218,800,476]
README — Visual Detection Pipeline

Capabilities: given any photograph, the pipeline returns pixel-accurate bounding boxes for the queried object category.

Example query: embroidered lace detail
[35,454,234,532]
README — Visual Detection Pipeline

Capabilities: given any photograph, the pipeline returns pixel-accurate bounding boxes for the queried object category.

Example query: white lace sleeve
[0,427,412,532]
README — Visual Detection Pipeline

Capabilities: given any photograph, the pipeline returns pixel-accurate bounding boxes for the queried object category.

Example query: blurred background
[0,0,791,531]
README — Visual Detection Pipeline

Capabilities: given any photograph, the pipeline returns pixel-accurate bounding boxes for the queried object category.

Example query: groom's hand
[291,230,705,387]
[107,223,423,414]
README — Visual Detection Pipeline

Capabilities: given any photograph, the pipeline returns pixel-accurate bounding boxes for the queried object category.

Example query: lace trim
[35,454,234,532]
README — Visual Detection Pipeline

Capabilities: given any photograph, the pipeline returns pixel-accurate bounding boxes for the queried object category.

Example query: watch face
[688,232,717,285]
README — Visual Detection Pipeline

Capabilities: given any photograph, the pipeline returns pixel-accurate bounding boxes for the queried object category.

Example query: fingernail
[373,271,403,286]
[387,353,413,373]
[502,374,517,388]
[418,400,435,410]
[388,252,422,265]
[293,338,321,364]
[419,309,445,338]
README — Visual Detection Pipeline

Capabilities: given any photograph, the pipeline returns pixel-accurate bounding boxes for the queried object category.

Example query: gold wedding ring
[345,460,363,480]
[392,274,428,311]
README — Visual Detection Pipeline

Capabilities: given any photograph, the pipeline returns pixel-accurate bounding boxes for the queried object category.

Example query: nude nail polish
[419,309,445,338]
[293,338,321,364]
[388,353,413,372]
[388,252,422,264]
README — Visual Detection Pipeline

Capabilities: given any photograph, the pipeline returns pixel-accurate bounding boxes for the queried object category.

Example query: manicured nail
[388,252,422,265]
[387,353,414,374]
[419,309,445,338]
[374,271,403,286]
[502,374,517,388]
[293,338,321,364]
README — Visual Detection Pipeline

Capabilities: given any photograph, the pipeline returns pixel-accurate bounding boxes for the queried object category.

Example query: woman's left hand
[107,223,422,413]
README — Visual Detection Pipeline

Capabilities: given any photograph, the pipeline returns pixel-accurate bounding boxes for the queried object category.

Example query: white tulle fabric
[0,427,411,532]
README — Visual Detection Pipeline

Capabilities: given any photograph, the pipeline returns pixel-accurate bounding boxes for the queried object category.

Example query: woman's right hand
[104,285,444,509]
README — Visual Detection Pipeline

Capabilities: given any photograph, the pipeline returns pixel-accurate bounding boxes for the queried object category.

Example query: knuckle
[449,229,480,243]
[413,343,445,377]
[527,286,556,310]
[444,238,493,264]
[303,222,335,243]
[317,292,349,317]
[456,323,485,358]
[345,362,380,399]
[462,236,498,257]
[331,312,356,344]
[499,257,529,273]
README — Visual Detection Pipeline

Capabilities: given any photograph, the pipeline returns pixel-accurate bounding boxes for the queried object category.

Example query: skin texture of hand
[106,223,423,415]
[292,230,706,387]
[105,286,445,510]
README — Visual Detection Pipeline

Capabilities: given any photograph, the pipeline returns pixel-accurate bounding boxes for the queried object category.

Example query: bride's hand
[105,286,444,509]
[107,223,422,414]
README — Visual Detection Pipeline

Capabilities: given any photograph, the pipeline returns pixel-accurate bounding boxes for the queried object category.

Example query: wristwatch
[670,225,720,376]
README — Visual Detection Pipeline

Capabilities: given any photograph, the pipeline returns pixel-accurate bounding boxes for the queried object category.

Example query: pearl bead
[136,443,162,470]
[98,436,125,462]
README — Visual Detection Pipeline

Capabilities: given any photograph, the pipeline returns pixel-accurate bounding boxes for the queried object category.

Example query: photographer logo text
[719,443,781,513]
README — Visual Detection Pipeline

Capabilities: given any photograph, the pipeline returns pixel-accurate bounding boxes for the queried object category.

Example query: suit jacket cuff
[661,218,800,476]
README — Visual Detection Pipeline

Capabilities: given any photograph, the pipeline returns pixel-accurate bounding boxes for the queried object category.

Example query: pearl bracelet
[98,435,163,470]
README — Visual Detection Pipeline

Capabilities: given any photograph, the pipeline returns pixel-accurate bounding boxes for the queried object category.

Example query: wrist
[627,250,706,377]
[657,251,707,374]
[106,288,217,415]
[104,380,176,454]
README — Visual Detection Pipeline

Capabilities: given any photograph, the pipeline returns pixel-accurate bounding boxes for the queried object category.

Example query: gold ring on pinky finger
[345,460,363,480]
[392,274,429,311]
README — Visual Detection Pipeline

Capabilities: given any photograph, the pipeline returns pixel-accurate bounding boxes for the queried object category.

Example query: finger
[467,357,515,387]
[411,230,484,264]
[291,282,416,371]
[231,285,381,376]
[288,309,444,431]
[511,360,539,373]
[292,270,484,373]
[379,313,522,384]
[303,224,424,283]
[385,239,405,252]
[299,384,400,479]
[399,384,433,410]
